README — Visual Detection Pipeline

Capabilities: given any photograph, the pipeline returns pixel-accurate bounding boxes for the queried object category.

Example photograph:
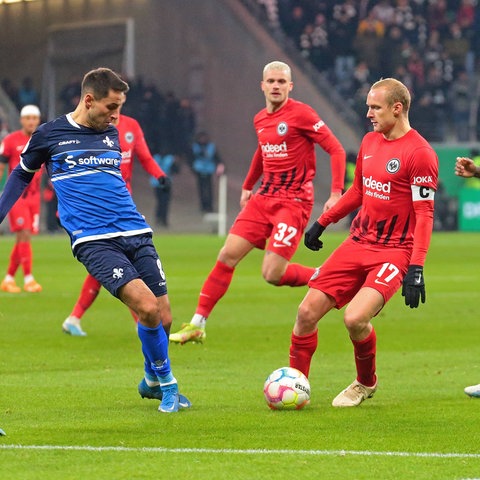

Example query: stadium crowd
[255,0,480,142]
[0,75,196,159]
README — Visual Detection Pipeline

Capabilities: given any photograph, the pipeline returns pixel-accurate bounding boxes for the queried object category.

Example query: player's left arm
[302,106,346,208]
[402,147,439,308]
[133,128,166,179]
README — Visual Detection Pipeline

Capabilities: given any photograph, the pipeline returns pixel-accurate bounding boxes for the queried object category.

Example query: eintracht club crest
[386,158,400,174]
[277,122,288,136]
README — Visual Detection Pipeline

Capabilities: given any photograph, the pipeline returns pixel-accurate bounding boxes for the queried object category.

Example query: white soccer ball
[263,367,310,410]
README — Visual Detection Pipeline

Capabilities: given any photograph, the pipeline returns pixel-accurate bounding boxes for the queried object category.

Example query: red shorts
[9,194,41,234]
[229,194,312,261]
[309,236,411,309]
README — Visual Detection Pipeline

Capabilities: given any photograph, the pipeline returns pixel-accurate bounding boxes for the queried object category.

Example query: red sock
[196,260,234,318]
[278,263,315,287]
[289,330,318,377]
[17,242,32,276]
[7,244,20,277]
[352,328,377,387]
[71,274,102,319]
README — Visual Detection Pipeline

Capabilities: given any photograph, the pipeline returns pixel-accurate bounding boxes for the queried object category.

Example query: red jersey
[116,114,165,192]
[243,98,345,203]
[0,130,41,199]
[320,129,438,262]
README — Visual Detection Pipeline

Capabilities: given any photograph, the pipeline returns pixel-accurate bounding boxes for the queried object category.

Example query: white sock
[24,274,34,284]
[191,314,207,328]
[4,274,15,282]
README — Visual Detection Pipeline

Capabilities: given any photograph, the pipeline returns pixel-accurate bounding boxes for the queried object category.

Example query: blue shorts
[74,234,167,298]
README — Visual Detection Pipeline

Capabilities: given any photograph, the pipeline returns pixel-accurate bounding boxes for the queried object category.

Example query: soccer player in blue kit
[0,68,189,413]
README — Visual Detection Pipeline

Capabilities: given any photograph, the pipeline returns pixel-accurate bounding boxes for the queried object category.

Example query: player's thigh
[218,233,256,266]
[75,239,140,298]
[129,235,168,298]
[363,246,410,304]
[294,287,336,335]
[8,199,30,233]
[229,195,271,251]
[266,200,312,260]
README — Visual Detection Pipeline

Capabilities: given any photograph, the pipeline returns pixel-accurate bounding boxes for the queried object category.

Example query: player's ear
[84,93,95,109]
[289,81,293,92]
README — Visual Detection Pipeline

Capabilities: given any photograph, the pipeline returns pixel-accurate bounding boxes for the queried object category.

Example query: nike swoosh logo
[374,278,388,286]
[258,128,265,133]
[272,242,287,248]
[363,155,373,160]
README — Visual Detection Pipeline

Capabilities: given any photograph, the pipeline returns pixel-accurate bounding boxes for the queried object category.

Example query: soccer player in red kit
[293,78,438,407]
[62,110,170,336]
[0,105,42,293]
[170,60,346,344]
[454,156,480,399]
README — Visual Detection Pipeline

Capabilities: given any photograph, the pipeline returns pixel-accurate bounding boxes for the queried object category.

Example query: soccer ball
[263,367,310,410]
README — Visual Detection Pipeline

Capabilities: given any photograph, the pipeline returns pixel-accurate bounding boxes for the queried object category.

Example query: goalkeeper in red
[292,78,438,407]
[170,60,346,344]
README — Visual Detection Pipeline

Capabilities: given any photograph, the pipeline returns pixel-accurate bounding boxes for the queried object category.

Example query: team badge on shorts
[386,158,400,174]
[277,122,288,136]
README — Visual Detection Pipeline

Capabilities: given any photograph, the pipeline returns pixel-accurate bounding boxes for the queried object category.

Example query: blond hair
[371,78,411,113]
[263,61,292,80]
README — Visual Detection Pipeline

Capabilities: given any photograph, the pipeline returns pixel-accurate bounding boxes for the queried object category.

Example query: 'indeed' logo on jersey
[65,154,121,169]
[261,141,287,154]
[363,175,391,193]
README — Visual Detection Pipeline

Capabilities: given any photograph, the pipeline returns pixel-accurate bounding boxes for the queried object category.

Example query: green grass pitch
[1,231,480,479]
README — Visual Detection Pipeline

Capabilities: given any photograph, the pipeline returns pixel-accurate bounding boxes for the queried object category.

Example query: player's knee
[136,298,161,328]
[343,311,369,336]
[296,302,319,331]
[262,268,282,285]
[217,246,238,268]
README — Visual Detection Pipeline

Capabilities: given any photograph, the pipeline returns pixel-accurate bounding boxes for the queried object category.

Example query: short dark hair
[81,67,129,100]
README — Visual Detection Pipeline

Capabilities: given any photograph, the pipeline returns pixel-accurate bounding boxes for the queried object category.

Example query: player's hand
[304,221,326,251]
[240,189,252,209]
[454,157,476,178]
[157,176,172,192]
[323,192,342,212]
[401,265,425,308]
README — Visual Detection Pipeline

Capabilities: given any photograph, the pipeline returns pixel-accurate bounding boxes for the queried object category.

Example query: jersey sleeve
[318,152,363,226]
[20,127,49,172]
[131,120,165,178]
[298,104,346,193]
[242,146,263,190]
[408,145,438,266]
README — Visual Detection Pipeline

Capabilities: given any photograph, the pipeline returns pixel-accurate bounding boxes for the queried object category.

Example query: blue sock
[137,323,172,379]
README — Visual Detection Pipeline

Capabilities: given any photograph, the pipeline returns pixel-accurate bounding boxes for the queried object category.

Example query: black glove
[401,265,425,308]
[157,176,172,192]
[304,221,326,251]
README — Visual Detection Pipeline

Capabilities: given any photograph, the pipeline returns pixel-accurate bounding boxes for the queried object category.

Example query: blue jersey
[20,113,151,250]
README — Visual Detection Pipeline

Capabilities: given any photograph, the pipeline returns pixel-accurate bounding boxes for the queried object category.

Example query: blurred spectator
[17,77,39,108]
[175,98,196,159]
[59,75,81,113]
[448,69,473,142]
[189,131,224,213]
[443,22,470,72]
[151,150,179,227]
[1,78,18,105]
[330,0,358,95]
[354,10,385,76]
[299,13,332,72]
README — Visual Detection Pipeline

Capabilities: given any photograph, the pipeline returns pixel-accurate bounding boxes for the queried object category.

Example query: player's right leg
[1,243,21,293]
[169,233,255,344]
[62,274,101,337]
[290,287,335,377]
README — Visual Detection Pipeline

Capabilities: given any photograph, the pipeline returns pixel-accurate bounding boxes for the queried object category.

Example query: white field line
[0,444,480,459]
